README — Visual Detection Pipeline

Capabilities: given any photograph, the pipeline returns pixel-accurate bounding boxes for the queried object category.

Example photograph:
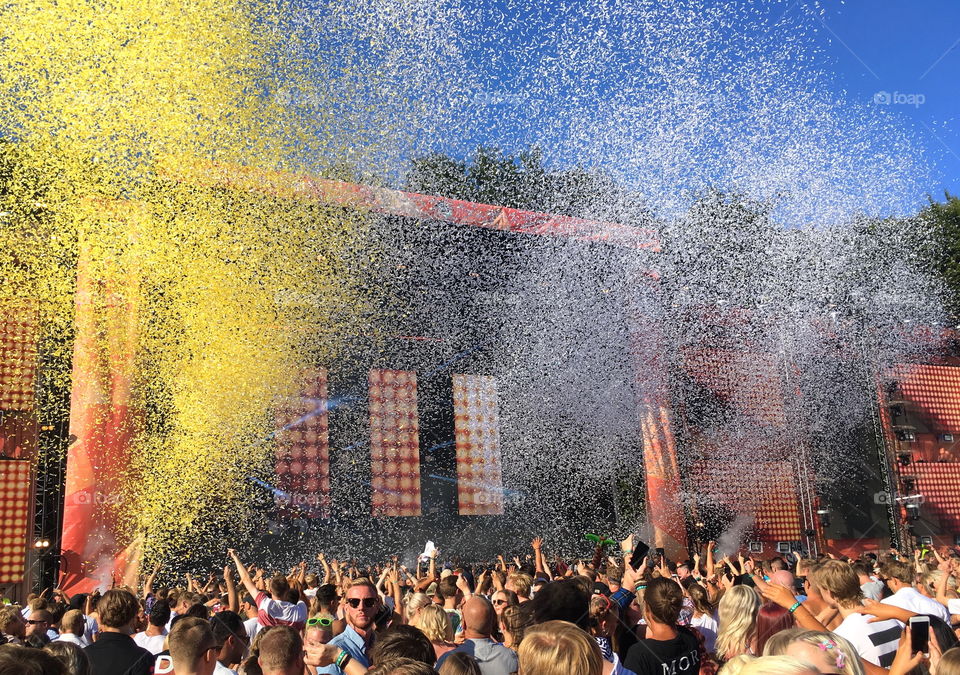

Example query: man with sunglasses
[316,579,381,674]
[24,608,52,645]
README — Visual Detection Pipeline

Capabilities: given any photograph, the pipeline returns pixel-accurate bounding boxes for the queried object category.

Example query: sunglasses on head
[346,597,377,609]
[308,616,333,627]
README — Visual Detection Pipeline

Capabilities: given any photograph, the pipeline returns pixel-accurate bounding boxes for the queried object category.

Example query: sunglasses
[346,597,377,609]
[308,616,333,627]
[493,599,508,606]
[26,619,48,625]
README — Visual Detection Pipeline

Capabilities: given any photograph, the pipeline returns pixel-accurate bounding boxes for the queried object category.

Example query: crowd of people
[2,536,960,675]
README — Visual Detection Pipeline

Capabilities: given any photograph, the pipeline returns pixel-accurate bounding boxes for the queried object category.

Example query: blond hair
[738,655,819,675]
[778,630,865,675]
[404,593,432,622]
[718,654,756,675]
[715,585,760,660]
[809,560,862,608]
[507,573,533,598]
[518,620,602,675]
[410,604,453,643]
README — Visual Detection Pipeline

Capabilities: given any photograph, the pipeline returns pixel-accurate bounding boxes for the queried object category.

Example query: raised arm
[224,565,239,613]
[532,537,547,577]
[754,574,826,632]
[705,541,715,578]
[229,549,261,601]
[143,562,161,600]
[318,553,331,585]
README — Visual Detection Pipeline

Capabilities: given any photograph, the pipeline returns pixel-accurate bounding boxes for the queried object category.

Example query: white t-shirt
[691,613,718,653]
[54,633,89,647]
[133,629,168,655]
[882,587,950,623]
[243,615,261,643]
[833,612,901,668]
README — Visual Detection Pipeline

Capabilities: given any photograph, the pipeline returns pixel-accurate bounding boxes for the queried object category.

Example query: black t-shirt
[624,627,700,675]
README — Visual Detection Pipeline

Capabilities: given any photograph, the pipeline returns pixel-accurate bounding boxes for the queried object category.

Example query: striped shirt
[833,612,901,668]
[255,592,307,630]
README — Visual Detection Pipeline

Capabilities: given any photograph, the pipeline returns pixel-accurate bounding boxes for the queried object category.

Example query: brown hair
[168,616,216,670]
[368,659,437,675]
[810,560,863,608]
[879,560,913,585]
[518,620,602,675]
[269,575,290,599]
[500,604,527,646]
[369,625,435,666]
[644,576,683,625]
[0,644,66,675]
[96,589,139,629]
[438,651,482,675]
[257,625,303,673]
[43,641,91,675]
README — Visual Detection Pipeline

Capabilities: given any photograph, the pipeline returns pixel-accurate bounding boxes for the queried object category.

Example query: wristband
[335,650,352,668]
[635,584,647,592]
[788,601,801,613]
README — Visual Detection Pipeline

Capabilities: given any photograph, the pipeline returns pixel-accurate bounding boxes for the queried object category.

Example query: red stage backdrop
[275,369,331,518]
[60,204,143,593]
[368,369,422,517]
[452,374,504,516]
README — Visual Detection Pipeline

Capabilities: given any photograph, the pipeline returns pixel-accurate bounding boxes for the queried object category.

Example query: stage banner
[0,460,32,583]
[60,201,144,593]
[368,369,421,517]
[275,369,331,518]
[452,374,504,516]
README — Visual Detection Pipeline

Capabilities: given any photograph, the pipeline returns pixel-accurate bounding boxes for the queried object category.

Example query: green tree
[920,192,960,318]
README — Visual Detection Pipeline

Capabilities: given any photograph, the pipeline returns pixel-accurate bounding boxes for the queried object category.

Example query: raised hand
[531,537,543,551]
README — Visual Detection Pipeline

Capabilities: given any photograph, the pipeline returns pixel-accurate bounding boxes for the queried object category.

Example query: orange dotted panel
[453,375,504,516]
[689,460,803,542]
[369,370,422,517]
[0,460,31,583]
[0,302,38,412]
[274,369,331,518]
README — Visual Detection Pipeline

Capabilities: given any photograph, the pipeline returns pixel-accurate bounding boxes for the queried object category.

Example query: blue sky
[798,0,959,201]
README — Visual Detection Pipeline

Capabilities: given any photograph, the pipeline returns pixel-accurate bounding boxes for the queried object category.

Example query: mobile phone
[909,615,930,655]
[655,547,665,563]
[629,540,651,570]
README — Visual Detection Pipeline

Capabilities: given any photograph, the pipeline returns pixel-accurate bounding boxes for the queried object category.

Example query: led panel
[369,370,421,517]
[453,374,504,516]
[0,302,38,412]
[0,460,31,583]
[275,369,331,518]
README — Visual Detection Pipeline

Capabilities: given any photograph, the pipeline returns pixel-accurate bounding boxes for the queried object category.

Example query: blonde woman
[737,655,820,675]
[518,620,602,675]
[715,585,761,662]
[409,603,457,660]
[717,654,755,675]
[766,630,865,675]
[404,592,432,624]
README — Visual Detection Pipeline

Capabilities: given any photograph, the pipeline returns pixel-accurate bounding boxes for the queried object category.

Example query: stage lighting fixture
[942,434,955,443]
[905,503,921,521]
[898,452,913,467]
[748,541,763,553]
[919,536,933,547]
[896,430,916,442]
[776,542,794,554]
[954,534,960,547]
[889,404,905,417]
